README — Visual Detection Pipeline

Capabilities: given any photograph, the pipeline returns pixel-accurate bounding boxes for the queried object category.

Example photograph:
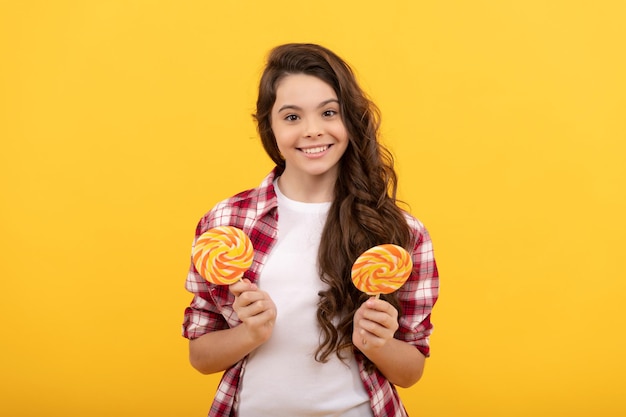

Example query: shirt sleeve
[395,217,439,357]
[182,271,230,340]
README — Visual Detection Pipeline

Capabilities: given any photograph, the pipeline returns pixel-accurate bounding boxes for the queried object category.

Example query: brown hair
[254,43,413,368]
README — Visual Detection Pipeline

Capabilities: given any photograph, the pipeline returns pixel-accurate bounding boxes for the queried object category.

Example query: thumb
[229,278,256,297]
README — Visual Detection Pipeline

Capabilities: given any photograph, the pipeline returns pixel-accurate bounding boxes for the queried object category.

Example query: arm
[352,297,425,388]
[353,219,438,387]
[189,279,277,374]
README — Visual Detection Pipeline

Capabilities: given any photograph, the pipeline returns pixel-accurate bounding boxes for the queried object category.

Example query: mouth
[299,145,331,155]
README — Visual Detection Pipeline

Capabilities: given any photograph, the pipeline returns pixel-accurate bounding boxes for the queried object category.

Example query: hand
[352,297,399,352]
[230,279,277,345]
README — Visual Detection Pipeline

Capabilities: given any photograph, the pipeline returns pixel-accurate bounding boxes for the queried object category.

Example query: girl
[182,43,439,417]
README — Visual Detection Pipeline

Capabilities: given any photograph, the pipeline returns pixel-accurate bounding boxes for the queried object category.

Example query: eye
[284,114,299,121]
[322,109,338,118]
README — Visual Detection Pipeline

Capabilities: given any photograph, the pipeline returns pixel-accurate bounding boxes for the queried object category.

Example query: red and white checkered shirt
[182,168,439,417]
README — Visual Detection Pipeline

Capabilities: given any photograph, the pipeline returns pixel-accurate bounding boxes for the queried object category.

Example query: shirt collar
[254,166,280,219]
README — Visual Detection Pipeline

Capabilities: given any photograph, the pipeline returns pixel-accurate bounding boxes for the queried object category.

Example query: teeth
[302,146,329,154]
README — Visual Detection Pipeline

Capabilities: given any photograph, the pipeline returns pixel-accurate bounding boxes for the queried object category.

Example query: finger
[241,298,270,317]
[362,309,397,328]
[240,305,277,329]
[235,297,265,318]
[357,326,386,350]
[365,297,396,314]
[237,289,274,308]
[237,295,276,320]
[359,315,398,341]
[358,318,383,336]
[364,304,398,326]
[229,279,257,297]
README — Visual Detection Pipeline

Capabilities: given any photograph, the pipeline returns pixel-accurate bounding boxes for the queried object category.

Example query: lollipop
[351,244,413,296]
[192,226,254,285]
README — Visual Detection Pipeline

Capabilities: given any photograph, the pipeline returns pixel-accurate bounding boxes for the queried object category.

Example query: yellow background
[1,1,625,416]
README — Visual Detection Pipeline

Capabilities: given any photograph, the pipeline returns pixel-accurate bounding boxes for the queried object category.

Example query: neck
[277,173,336,203]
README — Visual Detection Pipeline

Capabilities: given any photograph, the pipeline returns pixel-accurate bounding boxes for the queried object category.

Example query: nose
[304,117,323,138]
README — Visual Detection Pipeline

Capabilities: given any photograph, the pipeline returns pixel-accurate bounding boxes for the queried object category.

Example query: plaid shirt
[183,168,439,417]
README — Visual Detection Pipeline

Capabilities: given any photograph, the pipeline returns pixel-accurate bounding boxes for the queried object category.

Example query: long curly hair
[253,43,413,367]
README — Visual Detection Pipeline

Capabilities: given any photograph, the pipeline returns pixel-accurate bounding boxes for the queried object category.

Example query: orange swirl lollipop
[351,244,413,296]
[192,226,254,285]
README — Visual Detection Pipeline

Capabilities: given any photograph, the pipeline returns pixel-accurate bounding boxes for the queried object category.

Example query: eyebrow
[276,98,340,113]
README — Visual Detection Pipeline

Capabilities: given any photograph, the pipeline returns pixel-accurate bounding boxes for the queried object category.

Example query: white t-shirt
[237,181,372,417]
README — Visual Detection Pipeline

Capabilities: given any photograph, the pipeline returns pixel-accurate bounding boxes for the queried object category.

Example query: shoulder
[196,169,279,235]
[402,211,429,241]
[401,211,436,268]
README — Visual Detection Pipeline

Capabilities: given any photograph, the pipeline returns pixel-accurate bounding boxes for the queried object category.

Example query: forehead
[274,74,337,104]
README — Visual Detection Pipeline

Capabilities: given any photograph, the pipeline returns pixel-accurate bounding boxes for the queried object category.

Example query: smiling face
[270,73,349,193]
